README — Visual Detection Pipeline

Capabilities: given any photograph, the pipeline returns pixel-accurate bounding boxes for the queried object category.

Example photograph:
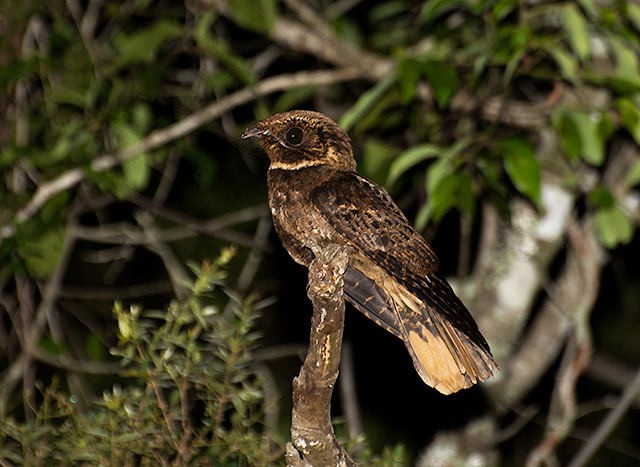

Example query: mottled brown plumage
[242,110,498,394]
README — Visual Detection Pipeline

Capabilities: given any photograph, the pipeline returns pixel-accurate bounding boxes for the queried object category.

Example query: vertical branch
[526,218,603,466]
[285,245,355,467]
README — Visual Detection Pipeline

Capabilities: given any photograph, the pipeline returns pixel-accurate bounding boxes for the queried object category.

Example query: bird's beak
[241,125,269,140]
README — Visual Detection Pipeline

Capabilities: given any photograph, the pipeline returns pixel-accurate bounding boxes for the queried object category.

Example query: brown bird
[242,110,498,394]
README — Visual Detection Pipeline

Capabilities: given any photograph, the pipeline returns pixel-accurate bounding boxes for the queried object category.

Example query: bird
[242,110,498,394]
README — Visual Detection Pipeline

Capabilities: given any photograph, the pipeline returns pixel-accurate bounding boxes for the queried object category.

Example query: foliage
[1,0,639,465]
[0,248,280,466]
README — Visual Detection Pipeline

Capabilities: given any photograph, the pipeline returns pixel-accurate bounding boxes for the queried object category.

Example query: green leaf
[195,12,254,84]
[369,1,407,22]
[87,334,106,361]
[628,3,640,31]
[227,0,276,33]
[0,57,36,90]
[39,338,66,356]
[553,112,580,161]
[596,205,634,248]
[339,75,396,131]
[545,44,578,82]
[563,4,591,61]
[588,187,615,208]
[425,140,469,186]
[419,0,464,23]
[606,36,640,91]
[428,171,475,223]
[617,97,640,146]
[131,103,153,133]
[492,0,518,21]
[17,224,66,278]
[500,138,541,206]
[113,122,150,192]
[625,161,640,188]
[419,144,475,227]
[398,57,421,103]
[426,156,455,192]
[387,143,440,187]
[554,111,610,165]
[423,60,459,108]
[123,154,149,191]
[499,25,531,83]
[361,139,398,184]
[577,0,597,18]
[114,21,182,67]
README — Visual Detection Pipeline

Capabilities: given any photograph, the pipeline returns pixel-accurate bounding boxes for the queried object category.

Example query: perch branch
[285,245,355,467]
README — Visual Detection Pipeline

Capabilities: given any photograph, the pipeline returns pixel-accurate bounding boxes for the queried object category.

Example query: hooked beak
[241,125,269,140]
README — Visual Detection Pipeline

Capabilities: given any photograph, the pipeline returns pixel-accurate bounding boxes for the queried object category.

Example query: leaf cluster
[334,0,640,246]
[0,248,279,466]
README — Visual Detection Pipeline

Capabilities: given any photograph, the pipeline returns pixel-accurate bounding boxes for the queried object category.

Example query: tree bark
[285,245,355,467]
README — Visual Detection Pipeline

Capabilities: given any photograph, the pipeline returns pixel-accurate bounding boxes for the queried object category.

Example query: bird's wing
[310,172,498,391]
[310,171,440,277]
[346,252,498,394]
[343,264,402,339]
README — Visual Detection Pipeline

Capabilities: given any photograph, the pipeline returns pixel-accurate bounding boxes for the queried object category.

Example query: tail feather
[343,262,499,394]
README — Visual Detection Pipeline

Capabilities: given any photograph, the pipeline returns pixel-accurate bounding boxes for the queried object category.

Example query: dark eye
[285,126,304,146]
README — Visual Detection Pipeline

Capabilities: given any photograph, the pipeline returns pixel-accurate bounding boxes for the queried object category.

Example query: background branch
[0,68,364,243]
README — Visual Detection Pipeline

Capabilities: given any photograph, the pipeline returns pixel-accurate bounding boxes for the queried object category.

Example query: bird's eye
[285,126,304,146]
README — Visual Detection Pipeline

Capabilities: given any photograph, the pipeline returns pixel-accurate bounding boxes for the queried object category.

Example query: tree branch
[0,68,363,243]
[285,245,355,467]
[567,365,640,467]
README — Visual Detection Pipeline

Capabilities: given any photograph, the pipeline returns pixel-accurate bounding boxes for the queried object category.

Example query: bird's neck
[268,159,327,171]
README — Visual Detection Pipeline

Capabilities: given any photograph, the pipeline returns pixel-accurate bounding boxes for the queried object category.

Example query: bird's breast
[268,170,340,255]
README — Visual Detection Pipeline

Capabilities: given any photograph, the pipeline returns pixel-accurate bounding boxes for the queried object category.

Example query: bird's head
[242,110,356,172]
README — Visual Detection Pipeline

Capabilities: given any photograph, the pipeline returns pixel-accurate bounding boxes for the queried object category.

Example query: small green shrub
[0,247,280,466]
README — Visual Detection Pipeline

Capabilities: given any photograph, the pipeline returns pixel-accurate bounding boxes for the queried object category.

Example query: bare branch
[567,366,640,467]
[526,218,604,466]
[587,354,640,408]
[0,222,77,413]
[285,245,355,466]
[135,211,189,301]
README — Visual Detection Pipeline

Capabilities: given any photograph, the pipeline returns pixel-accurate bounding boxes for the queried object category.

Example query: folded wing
[311,172,498,393]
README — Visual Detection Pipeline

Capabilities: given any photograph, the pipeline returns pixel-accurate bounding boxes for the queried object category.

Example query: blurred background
[1,0,639,465]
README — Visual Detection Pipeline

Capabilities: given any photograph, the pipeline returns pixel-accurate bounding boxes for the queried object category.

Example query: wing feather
[310,172,499,391]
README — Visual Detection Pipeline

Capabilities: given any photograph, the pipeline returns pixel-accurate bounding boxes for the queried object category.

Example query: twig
[0,221,77,413]
[586,354,640,408]
[0,68,364,243]
[222,213,271,316]
[72,202,271,250]
[59,280,174,300]
[152,151,181,206]
[135,211,189,301]
[567,366,640,467]
[285,245,355,466]
[234,214,272,293]
[254,343,308,362]
[326,0,366,18]
[15,277,36,420]
[525,218,603,466]
[30,348,120,374]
